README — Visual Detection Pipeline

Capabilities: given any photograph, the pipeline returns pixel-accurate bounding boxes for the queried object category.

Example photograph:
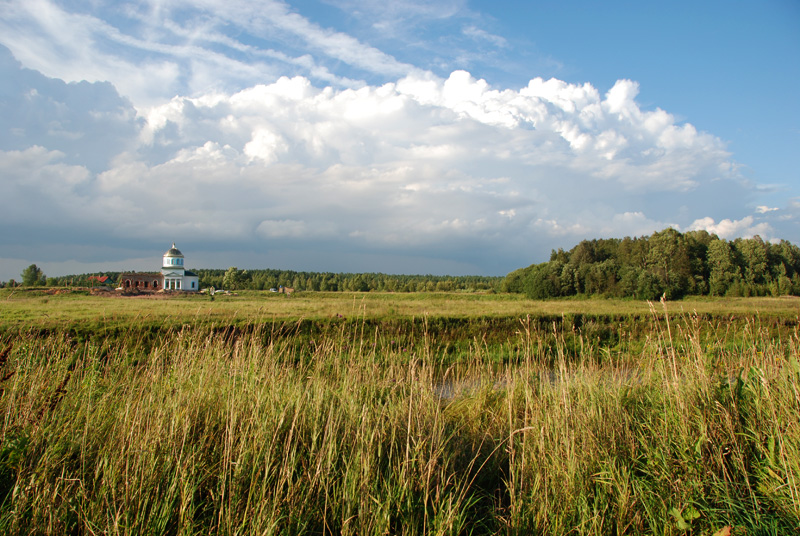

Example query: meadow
[0,289,798,534]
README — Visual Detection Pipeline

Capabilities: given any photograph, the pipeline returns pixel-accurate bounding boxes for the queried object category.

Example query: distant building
[119,243,199,291]
[161,243,199,291]
[119,272,163,290]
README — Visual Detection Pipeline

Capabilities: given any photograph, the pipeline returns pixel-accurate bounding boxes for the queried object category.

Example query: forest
[503,228,800,299]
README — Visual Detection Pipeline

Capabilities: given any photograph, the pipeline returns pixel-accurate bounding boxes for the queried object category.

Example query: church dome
[163,242,186,270]
[164,243,184,258]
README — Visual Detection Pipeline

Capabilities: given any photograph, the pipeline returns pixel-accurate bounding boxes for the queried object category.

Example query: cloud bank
[1,53,778,277]
[0,0,793,280]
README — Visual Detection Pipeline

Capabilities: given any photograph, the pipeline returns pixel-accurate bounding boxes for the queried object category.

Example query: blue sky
[0,0,798,280]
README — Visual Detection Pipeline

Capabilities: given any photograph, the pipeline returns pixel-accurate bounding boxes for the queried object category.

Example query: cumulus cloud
[0,46,142,171]
[1,61,772,278]
[687,216,772,240]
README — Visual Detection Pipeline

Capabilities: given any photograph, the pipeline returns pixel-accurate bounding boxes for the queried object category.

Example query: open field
[0,291,799,534]
[2,287,799,329]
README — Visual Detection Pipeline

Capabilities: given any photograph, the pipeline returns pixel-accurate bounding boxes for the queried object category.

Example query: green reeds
[0,309,798,534]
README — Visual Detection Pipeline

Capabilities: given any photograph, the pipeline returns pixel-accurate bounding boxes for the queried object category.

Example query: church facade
[161,243,199,291]
[119,243,199,292]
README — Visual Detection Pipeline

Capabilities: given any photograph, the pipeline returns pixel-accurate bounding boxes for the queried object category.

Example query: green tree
[636,270,663,300]
[646,229,691,299]
[222,267,243,290]
[569,240,597,265]
[707,239,740,296]
[501,267,530,293]
[734,236,768,292]
[617,265,642,297]
[523,262,561,299]
[683,230,712,294]
[21,264,46,286]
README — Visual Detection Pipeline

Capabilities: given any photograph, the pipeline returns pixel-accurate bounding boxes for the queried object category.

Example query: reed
[0,306,797,534]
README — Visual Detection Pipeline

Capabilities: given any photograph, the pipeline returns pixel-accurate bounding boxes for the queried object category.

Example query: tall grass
[0,306,798,534]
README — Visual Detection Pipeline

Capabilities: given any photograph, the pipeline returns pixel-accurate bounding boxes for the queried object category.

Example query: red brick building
[119,272,164,290]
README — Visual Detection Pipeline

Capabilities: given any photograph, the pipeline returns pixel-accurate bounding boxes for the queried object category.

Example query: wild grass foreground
[0,295,798,534]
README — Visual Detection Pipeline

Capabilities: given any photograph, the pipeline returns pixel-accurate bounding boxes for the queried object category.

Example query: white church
[161,243,199,291]
[119,243,199,291]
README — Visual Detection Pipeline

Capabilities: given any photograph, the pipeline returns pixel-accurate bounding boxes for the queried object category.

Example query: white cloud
[244,129,288,163]
[531,211,676,241]
[0,0,189,104]
[687,216,772,240]
[462,26,508,48]
[0,0,429,107]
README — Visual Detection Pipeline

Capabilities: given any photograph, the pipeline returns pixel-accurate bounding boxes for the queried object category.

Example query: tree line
[202,267,500,293]
[1,265,501,293]
[503,228,800,300]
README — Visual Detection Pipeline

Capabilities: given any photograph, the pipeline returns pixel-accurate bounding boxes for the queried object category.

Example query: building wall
[184,275,199,291]
[120,273,164,290]
[163,257,184,268]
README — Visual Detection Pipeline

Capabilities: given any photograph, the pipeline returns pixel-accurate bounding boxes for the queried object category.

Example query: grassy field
[0,290,798,534]
[2,287,799,328]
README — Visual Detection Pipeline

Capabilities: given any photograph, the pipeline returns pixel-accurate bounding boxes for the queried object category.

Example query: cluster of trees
[198,267,500,293]
[503,229,800,300]
[0,264,48,288]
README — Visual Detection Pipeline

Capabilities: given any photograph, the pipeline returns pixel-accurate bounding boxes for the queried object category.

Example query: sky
[0,0,798,281]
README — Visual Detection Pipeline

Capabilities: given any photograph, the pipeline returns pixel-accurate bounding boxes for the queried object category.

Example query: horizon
[4,229,793,283]
[1,1,798,281]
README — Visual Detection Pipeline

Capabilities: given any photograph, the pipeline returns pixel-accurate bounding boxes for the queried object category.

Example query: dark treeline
[9,268,501,293]
[198,268,500,293]
[503,228,800,300]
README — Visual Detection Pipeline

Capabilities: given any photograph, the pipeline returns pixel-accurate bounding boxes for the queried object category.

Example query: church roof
[164,242,184,257]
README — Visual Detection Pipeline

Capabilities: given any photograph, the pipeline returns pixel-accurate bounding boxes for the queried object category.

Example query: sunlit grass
[0,300,798,534]
[2,288,799,333]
